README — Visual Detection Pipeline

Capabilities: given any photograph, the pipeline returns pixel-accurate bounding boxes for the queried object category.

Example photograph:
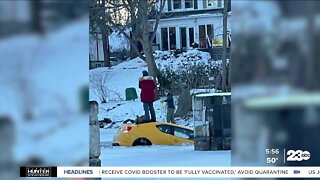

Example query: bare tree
[89,71,110,103]
[103,0,166,80]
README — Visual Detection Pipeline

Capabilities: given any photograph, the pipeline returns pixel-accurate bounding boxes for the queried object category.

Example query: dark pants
[143,102,156,122]
[167,108,175,123]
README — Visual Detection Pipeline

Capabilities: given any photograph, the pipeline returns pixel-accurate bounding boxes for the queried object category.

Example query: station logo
[287,150,310,162]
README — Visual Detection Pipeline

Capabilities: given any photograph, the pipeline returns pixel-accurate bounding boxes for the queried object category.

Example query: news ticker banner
[20,166,320,178]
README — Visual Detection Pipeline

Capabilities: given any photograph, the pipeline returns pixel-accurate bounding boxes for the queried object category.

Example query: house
[150,0,231,51]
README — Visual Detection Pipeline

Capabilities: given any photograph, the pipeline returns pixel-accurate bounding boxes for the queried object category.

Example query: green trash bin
[80,86,89,112]
[125,87,138,101]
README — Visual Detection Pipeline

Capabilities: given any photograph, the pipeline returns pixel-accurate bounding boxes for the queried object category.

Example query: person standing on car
[139,70,156,122]
[161,89,176,124]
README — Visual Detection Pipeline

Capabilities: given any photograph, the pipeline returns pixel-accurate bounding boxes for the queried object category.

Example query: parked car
[112,121,194,146]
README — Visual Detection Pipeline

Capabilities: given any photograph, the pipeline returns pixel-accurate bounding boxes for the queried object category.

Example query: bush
[159,61,223,94]
[155,49,226,94]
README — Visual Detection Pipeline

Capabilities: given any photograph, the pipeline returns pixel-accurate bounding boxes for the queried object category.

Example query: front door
[169,27,177,50]
[180,27,187,49]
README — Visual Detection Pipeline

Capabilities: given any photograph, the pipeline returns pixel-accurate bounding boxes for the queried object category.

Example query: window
[173,127,194,140]
[161,27,177,50]
[161,28,168,50]
[156,125,173,135]
[207,0,218,7]
[194,0,198,9]
[185,0,193,8]
[180,27,187,49]
[189,27,194,47]
[169,27,176,50]
[199,25,206,48]
[199,24,214,48]
[207,24,213,47]
[96,64,102,68]
[168,0,172,11]
[173,0,181,9]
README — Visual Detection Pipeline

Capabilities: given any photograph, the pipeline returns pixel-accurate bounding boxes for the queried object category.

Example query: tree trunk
[130,12,140,59]
[139,0,160,99]
[221,0,229,92]
[102,30,111,67]
[140,0,159,80]
[143,38,158,78]
[175,88,192,117]
[100,0,110,67]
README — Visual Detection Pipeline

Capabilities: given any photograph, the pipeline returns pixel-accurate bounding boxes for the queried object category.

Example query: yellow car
[112,121,194,146]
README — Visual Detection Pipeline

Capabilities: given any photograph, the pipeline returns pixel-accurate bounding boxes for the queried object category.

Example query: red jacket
[139,76,156,103]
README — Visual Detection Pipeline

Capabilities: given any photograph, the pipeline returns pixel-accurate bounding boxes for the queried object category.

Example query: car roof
[137,121,193,131]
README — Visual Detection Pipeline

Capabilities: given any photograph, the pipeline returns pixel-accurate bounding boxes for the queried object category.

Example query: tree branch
[149,0,166,44]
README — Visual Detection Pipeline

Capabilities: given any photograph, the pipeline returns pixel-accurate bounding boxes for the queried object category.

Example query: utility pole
[89,101,101,180]
[221,0,229,92]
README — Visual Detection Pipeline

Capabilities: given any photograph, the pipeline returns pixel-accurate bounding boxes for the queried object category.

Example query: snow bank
[155,49,212,71]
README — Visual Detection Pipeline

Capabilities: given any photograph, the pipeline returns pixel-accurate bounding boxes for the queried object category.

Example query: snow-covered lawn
[90,49,214,125]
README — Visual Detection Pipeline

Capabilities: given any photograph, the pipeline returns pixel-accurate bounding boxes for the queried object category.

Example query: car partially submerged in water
[112,121,194,146]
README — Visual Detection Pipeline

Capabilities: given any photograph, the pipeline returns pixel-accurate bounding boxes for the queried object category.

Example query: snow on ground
[89,49,215,125]
[101,145,231,167]
[100,128,230,167]
[90,49,231,178]
[99,99,193,128]
[98,100,165,124]
[89,52,212,125]
[100,128,231,180]
[15,114,89,165]
[154,49,213,71]
[90,58,146,102]
[90,49,213,102]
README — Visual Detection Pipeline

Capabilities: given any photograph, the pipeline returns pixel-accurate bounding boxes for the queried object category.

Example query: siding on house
[155,14,231,51]
[151,0,231,51]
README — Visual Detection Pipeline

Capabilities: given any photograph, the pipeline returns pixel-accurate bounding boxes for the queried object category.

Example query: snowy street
[100,128,231,180]
[100,128,231,167]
